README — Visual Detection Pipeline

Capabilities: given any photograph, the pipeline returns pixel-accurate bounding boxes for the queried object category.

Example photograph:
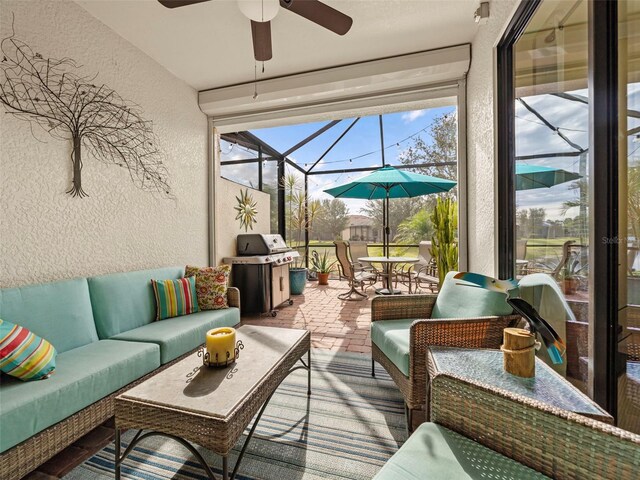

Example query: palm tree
[395,209,434,244]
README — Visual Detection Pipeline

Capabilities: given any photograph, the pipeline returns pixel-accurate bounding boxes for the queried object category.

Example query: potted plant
[430,197,458,287]
[560,252,585,295]
[311,250,336,285]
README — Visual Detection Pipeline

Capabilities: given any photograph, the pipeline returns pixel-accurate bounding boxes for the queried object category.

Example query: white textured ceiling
[76,0,480,91]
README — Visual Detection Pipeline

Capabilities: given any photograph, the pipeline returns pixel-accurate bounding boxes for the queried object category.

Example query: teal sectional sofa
[0,266,240,480]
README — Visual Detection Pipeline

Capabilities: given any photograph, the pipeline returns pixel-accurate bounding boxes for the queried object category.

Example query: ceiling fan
[158,0,353,61]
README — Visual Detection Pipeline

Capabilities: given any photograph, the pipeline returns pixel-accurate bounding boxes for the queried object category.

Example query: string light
[308,118,440,166]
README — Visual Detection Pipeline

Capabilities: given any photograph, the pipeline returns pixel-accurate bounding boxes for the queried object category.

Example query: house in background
[342,215,381,242]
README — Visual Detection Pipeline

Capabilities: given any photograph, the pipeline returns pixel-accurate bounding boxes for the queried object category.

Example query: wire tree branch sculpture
[0,22,171,198]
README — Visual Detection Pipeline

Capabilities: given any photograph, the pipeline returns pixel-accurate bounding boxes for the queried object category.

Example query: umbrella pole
[385,189,390,258]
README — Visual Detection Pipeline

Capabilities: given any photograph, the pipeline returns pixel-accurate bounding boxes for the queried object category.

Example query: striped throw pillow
[0,319,57,380]
[151,276,199,320]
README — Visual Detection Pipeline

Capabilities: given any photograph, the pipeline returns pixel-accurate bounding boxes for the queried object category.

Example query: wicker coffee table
[114,325,311,480]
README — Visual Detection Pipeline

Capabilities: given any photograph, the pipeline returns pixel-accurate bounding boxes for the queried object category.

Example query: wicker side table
[115,325,311,480]
[426,346,612,423]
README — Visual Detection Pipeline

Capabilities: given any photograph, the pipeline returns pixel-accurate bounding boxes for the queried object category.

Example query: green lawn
[521,237,586,262]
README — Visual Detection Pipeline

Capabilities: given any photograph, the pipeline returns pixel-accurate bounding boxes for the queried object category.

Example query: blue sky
[221,106,455,213]
[221,84,640,220]
[515,85,640,219]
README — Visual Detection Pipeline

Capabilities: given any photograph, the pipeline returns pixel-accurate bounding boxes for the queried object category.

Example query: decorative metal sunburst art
[234,188,258,232]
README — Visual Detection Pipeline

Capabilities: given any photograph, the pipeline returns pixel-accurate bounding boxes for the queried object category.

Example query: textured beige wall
[215,179,271,261]
[0,0,209,287]
[466,0,519,276]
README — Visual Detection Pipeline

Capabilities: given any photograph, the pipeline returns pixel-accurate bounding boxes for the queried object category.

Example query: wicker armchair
[370,294,520,430]
[375,372,640,479]
[429,373,640,479]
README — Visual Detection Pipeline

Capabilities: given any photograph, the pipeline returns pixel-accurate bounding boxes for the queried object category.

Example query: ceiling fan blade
[157,0,210,9]
[251,20,273,61]
[280,0,352,35]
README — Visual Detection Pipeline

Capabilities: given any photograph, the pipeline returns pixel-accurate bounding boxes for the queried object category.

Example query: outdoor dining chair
[348,241,383,279]
[334,240,377,300]
[394,241,438,293]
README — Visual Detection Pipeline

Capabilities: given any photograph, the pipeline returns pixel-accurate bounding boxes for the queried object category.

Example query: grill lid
[236,234,290,255]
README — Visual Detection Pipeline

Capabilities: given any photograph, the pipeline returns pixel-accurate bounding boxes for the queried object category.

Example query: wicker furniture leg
[405,404,413,434]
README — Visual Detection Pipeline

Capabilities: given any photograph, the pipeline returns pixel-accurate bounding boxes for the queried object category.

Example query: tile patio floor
[241,277,413,354]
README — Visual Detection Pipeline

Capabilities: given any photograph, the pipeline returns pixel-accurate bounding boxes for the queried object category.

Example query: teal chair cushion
[111,308,240,364]
[88,267,184,339]
[373,422,549,479]
[0,339,160,453]
[431,271,513,319]
[371,319,413,377]
[0,278,98,353]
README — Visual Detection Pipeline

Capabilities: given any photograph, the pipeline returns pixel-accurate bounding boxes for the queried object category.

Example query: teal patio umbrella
[516,164,582,191]
[324,166,456,256]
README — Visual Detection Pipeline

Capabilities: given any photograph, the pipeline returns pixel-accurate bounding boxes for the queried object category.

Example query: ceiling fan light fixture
[237,0,279,22]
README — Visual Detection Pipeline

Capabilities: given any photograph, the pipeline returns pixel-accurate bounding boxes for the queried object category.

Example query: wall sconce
[474,2,490,25]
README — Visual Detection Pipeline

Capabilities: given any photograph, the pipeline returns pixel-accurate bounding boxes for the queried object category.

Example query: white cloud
[401,110,426,123]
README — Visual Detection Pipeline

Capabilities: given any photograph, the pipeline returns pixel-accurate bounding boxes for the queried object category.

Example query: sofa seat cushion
[0,278,98,353]
[0,339,160,453]
[110,308,240,364]
[371,319,412,377]
[431,271,514,319]
[373,422,549,480]
[88,267,184,339]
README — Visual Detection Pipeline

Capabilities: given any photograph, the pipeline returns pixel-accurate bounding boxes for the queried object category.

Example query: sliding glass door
[499,0,639,431]
[618,0,640,434]
[513,0,589,382]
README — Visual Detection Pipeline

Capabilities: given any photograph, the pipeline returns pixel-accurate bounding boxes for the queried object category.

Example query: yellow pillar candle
[205,327,236,366]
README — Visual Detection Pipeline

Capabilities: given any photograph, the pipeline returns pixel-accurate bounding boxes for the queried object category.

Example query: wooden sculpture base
[501,327,536,378]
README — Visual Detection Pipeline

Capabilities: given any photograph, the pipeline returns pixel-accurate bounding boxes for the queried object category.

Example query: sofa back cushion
[431,271,514,319]
[0,278,98,353]
[88,267,184,339]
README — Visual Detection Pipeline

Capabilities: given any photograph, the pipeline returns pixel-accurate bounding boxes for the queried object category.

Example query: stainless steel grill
[223,234,298,316]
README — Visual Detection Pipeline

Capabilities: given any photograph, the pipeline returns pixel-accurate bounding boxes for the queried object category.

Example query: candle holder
[198,340,244,368]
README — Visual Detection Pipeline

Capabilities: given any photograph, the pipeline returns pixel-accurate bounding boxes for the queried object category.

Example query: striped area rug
[65,350,407,480]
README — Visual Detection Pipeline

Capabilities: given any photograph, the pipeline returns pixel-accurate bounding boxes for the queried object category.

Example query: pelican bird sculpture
[453,272,566,365]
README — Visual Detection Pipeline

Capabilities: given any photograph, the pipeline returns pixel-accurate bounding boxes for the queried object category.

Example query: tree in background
[398,112,457,183]
[516,208,531,239]
[516,208,547,239]
[561,179,589,242]
[361,111,458,244]
[395,209,434,244]
[311,199,349,241]
[360,197,427,241]
[282,173,320,248]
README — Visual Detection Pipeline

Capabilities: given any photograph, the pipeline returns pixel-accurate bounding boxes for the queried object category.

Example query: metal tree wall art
[0,25,171,198]
[234,188,258,232]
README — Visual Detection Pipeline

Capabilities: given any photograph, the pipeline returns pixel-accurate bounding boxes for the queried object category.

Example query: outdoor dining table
[358,256,419,295]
